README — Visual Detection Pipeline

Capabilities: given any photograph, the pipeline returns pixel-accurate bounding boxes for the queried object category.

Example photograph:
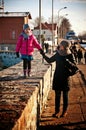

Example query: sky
[3,0,86,35]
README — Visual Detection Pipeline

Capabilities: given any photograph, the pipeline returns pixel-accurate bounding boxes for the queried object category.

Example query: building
[0,0,4,12]
[33,22,57,45]
[0,12,32,50]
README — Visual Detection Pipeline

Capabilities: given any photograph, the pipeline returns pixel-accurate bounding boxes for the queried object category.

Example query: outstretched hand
[40,49,45,56]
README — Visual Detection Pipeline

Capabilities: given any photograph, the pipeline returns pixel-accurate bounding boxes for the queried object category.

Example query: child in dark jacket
[16,24,42,78]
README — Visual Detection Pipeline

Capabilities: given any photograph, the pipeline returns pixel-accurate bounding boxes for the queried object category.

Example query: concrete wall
[0,50,55,130]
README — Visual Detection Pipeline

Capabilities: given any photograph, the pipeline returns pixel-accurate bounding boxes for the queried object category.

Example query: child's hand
[16,52,19,58]
[40,49,45,56]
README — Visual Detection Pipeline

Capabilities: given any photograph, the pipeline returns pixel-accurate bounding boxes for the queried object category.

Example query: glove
[16,52,19,58]
[39,49,45,56]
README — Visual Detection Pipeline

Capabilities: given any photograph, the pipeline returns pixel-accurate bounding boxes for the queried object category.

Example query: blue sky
[4,0,86,35]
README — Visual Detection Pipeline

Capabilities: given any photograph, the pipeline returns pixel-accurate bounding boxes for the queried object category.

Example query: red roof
[34,22,57,31]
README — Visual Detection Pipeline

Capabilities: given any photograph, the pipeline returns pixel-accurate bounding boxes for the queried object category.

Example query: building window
[12,30,16,39]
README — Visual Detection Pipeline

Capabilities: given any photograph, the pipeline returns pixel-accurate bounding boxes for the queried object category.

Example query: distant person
[71,44,78,63]
[44,43,49,53]
[80,39,83,44]
[73,49,78,63]
[77,49,83,64]
[16,24,42,78]
[84,51,86,64]
[40,40,76,118]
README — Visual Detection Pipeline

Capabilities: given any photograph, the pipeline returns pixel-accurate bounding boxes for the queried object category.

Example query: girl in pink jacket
[16,24,42,78]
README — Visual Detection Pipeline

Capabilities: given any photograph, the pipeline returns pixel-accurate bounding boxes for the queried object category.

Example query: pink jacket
[16,34,42,55]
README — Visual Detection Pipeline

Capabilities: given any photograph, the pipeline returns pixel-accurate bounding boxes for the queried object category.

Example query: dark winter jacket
[43,51,75,91]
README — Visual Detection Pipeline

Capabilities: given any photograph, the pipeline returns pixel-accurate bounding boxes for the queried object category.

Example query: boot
[27,69,31,77]
[52,109,60,117]
[60,108,67,117]
[23,69,27,78]
[60,111,67,117]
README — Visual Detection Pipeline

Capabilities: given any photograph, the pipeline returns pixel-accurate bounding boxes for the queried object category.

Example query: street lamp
[39,0,42,45]
[57,7,67,44]
[52,0,54,53]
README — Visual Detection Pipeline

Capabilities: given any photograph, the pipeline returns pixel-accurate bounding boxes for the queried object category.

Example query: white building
[33,22,57,45]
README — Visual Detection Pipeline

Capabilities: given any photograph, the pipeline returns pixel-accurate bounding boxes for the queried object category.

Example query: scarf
[21,31,29,39]
[57,48,71,56]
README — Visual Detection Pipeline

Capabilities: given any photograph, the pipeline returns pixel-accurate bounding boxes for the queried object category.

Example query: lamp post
[57,7,67,44]
[39,0,42,45]
[52,0,54,53]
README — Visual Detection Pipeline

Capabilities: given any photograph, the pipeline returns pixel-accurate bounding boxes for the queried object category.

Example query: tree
[48,15,58,23]
[59,18,71,38]
[34,16,46,26]
[47,15,71,39]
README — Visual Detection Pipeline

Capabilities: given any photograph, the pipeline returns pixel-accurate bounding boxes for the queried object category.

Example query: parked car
[67,36,80,44]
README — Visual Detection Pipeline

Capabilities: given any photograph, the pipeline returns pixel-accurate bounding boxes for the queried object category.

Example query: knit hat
[23,24,30,30]
[60,40,71,49]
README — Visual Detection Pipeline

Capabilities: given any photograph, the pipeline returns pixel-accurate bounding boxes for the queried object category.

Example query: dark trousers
[23,59,31,70]
[55,90,68,113]
[23,59,31,76]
